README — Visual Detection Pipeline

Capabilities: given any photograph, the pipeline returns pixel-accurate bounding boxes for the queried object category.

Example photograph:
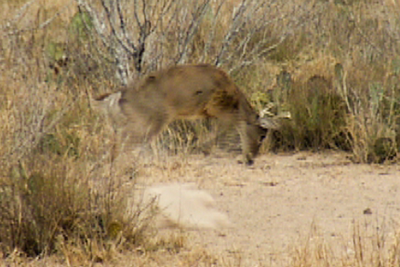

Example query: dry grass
[288,221,400,267]
[1,0,400,265]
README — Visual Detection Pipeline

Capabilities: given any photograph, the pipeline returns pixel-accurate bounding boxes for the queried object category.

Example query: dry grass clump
[0,1,180,264]
[290,221,400,267]
[0,79,192,264]
[0,81,159,264]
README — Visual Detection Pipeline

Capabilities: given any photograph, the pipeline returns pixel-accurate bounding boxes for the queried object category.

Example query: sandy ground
[135,151,400,266]
[7,152,400,266]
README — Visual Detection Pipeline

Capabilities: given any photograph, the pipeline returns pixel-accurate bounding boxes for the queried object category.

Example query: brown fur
[94,64,275,165]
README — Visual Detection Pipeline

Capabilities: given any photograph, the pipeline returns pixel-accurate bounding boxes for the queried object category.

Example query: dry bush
[0,1,175,263]
[257,1,400,162]
[265,58,351,152]
[76,0,307,81]
[0,78,158,262]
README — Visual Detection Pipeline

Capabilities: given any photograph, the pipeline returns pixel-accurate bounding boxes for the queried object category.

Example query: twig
[3,0,74,36]
[176,0,211,64]
[200,0,225,62]
[214,0,248,67]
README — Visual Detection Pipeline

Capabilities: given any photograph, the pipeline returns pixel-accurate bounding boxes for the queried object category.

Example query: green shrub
[271,75,350,151]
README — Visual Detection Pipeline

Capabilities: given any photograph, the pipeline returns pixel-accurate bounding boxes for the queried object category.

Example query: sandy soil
[136,151,400,266]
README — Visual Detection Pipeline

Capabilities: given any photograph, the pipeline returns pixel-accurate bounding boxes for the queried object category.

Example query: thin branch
[201,0,225,62]
[77,0,110,52]
[214,0,248,67]
[176,0,211,64]
[39,1,75,29]
[100,0,135,56]
[133,0,142,28]
[116,0,136,51]
[3,0,74,36]
[1,0,36,31]
[141,0,148,28]
[154,0,176,32]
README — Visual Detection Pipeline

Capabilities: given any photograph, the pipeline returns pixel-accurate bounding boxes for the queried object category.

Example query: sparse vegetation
[1,0,400,265]
[290,221,400,267]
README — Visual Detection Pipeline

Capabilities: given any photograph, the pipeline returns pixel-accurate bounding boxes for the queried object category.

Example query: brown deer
[93,64,279,165]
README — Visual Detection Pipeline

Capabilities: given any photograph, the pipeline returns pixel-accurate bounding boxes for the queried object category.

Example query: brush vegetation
[0,0,400,265]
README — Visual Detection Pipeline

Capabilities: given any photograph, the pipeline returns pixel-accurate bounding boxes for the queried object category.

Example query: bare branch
[76,0,297,83]
[1,0,36,30]
[200,0,225,62]
[116,0,137,51]
[3,0,74,36]
[77,0,110,51]
[133,0,142,28]
[214,0,248,67]
[100,0,135,56]
[176,0,211,64]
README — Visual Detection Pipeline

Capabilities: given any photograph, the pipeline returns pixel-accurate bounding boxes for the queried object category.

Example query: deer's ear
[257,117,280,130]
[91,91,122,114]
[257,110,291,129]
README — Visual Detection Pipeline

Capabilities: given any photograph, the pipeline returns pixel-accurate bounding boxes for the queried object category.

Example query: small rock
[363,208,372,215]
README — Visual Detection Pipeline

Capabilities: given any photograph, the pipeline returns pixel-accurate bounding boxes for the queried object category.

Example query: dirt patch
[136,152,400,265]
